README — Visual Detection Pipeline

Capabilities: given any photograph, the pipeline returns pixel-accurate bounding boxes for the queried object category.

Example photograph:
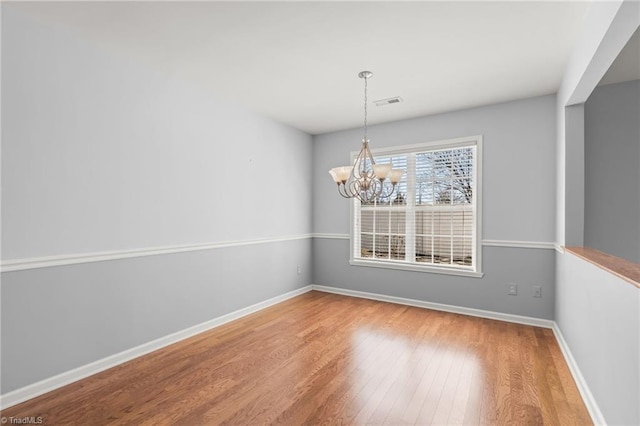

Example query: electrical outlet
[297,265,302,275]
[507,283,518,296]
[533,285,542,298]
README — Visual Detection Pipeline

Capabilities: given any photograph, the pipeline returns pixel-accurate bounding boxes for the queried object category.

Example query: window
[350,135,482,277]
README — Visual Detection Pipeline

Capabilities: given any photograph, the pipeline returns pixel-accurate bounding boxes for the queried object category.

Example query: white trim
[1,234,312,272]
[311,285,554,328]
[0,285,313,410]
[348,259,484,278]
[315,234,556,251]
[475,136,484,274]
[312,233,350,240]
[0,235,558,273]
[552,323,606,425]
[482,240,556,250]
[367,134,484,156]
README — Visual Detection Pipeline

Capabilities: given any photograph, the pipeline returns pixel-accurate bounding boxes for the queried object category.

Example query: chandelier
[329,71,403,204]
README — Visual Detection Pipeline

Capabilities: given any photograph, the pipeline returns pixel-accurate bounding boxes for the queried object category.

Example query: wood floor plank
[445,318,479,425]
[352,308,429,424]
[381,310,446,425]
[282,300,403,425]
[367,308,436,424]
[399,310,459,425]
[328,307,415,424]
[478,319,503,424]
[414,314,468,424]
[1,291,592,425]
[459,316,487,426]
[545,329,593,426]
[215,297,373,425]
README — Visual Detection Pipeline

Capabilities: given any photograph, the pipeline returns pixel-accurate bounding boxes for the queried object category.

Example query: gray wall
[563,104,586,247]
[584,79,640,263]
[1,240,311,393]
[556,251,639,426]
[1,5,312,393]
[313,95,558,319]
[2,5,312,259]
[315,239,555,319]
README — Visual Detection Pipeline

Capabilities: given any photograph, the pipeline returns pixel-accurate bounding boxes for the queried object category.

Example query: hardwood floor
[1,291,591,425]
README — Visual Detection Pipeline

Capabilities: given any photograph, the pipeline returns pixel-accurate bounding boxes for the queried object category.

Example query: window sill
[349,259,484,278]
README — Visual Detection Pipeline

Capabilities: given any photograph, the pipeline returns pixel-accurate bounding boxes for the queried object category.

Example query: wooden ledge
[565,246,640,289]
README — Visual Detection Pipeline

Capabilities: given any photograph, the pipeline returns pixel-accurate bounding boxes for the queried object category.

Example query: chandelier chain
[363,75,368,141]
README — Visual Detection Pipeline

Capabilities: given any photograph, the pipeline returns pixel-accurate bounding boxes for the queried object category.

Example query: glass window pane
[432,210,451,236]
[361,210,374,233]
[416,210,432,235]
[389,211,405,234]
[453,178,473,204]
[415,235,433,264]
[389,235,405,260]
[375,211,389,233]
[374,234,389,259]
[433,236,452,264]
[451,209,470,236]
[360,233,374,258]
[453,237,473,266]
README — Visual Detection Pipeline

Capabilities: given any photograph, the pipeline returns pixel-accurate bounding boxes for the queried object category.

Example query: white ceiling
[10,1,591,135]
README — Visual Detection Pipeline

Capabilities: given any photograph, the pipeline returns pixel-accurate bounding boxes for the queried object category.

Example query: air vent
[374,96,403,107]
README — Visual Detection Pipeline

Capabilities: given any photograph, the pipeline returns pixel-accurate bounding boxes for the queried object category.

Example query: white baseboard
[552,324,606,425]
[311,285,554,328]
[0,285,313,410]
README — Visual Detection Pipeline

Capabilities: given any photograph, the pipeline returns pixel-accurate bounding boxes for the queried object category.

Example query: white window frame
[349,135,483,278]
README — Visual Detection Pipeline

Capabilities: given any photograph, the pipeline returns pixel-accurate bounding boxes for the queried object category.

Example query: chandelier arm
[371,179,384,201]
[352,144,370,180]
[377,182,399,201]
[345,180,365,200]
[345,178,361,199]
[356,179,375,205]
[362,140,376,166]
[345,179,363,203]
[352,144,378,183]
[337,183,352,199]
[352,159,364,180]
[349,178,373,205]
